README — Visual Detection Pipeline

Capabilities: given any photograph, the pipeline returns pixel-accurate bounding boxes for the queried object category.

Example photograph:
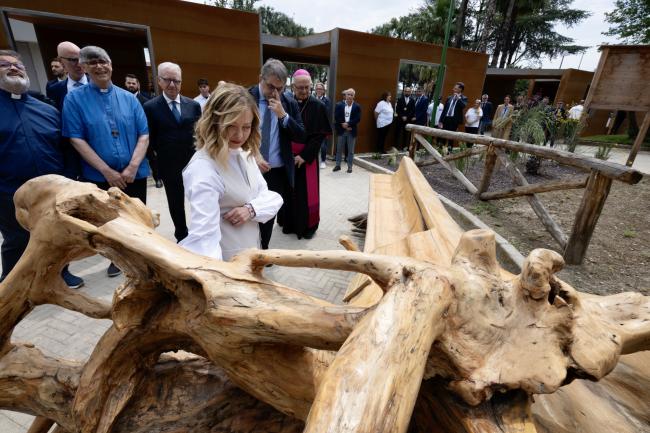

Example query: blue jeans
[336,132,356,169]
[320,137,329,162]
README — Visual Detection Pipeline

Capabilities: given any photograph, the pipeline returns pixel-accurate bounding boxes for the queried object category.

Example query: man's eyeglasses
[264,79,284,93]
[85,59,109,67]
[0,61,25,71]
[160,77,182,86]
[60,57,79,63]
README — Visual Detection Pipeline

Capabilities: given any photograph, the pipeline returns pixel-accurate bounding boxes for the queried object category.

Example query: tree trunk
[453,0,469,48]
[478,0,497,53]
[498,0,517,68]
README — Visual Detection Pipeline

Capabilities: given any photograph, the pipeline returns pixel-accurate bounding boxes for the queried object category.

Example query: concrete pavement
[0,161,370,432]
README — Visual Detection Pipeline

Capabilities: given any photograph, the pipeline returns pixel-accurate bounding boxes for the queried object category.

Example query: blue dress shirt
[258,84,289,168]
[0,90,64,195]
[62,81,150,182]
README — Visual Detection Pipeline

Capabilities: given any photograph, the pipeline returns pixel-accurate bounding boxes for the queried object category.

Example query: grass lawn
[580,134,650,146]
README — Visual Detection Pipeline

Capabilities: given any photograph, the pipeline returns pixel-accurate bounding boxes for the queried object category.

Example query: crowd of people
[0,44,336,289]
[1,41,587,289]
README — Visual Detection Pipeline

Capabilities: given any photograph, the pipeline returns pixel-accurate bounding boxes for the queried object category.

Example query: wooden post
[563,172,613,265]
[626,111,650,167]
[495,149,568,249]
[477,145,497,196]
[26,417,54,433]
[414,134,479,195]
[408,130,417,159]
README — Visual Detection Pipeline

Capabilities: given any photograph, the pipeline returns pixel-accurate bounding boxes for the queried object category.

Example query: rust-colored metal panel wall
[334,29,488,153]
[0,0,261,93]
[556,69,592,105]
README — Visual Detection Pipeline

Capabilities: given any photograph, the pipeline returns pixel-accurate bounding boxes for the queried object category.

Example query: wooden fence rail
[404,124,644,265]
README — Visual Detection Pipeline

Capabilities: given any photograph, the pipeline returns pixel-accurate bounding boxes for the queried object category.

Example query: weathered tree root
[0,175,648,433]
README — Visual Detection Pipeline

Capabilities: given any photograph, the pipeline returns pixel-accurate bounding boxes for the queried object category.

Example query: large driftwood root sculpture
[0,175,649,433]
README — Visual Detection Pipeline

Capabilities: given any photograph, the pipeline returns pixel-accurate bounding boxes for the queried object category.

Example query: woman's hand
[224,206,251,227]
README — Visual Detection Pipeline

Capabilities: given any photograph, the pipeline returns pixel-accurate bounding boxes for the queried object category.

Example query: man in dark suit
[437,82,467,153]
[478,94,494,134]
[248,58,305,249]
[46,57,66,93]
[46,42,88,112]
[144,62,201,242]
[333,88,362,173]
[315,82,331,168]
[395,86,416,148]
[414,87,430,126]
[125,74,150,105]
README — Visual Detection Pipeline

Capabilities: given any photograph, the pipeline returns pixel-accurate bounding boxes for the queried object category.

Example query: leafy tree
[603,0,650,44]
[209,0,313,37]
[370,0,589,68]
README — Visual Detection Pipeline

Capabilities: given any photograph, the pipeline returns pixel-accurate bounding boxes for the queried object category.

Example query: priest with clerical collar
[281,69,332,240]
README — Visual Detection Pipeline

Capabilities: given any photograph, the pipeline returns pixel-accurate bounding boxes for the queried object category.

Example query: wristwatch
[244,203,256,218]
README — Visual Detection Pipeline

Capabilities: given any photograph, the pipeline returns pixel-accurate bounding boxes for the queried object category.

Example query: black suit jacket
[46,78,68,112]
[481,101,494,121]
[414,96,430,125]
[396,95,416,120]
[248,85,306,188]
[440,94,468,125]
[334,101,362,137]
[143,95,202,178]
[136,92,150,106]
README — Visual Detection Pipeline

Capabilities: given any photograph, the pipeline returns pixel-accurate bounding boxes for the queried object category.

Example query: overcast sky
[194,0,623,71]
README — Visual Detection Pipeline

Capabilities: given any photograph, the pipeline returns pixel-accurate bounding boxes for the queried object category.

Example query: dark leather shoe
[333,166,341,172]
[347,168,353,173]
[155,179,163,188]
[107,262,122,277]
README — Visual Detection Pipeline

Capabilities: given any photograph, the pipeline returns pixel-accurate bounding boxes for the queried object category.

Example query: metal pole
[578,51,585,70]
[430,0,456,126]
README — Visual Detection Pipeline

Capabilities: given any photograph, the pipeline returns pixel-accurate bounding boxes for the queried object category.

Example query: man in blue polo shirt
[0,49,83,287]
[62,46,150,277]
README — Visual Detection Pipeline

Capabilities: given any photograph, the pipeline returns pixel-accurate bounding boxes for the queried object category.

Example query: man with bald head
[46,41,88,112]
[143,62,201,242]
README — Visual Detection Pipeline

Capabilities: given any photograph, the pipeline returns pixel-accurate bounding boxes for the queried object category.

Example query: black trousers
[376,124,391,153]
[90,177,147,204]
[0,194,30,281]
[161,170,188,242]
[395,119,409,149]
[260,167,289,250]
[440,118,460,150]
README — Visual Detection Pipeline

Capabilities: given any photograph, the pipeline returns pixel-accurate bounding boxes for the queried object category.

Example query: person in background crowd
[374,91,393,153]
[315,82,331,168]
[568,99,584,120]
[414,87,429,126]
[333,88,361,173]
[464,99,483,140]
[478,94,493,134]
[283,69,332,240]
[194,78,211,111]
[493,95,514,139]
[180,84,282,261]
[0,49,83,288]
[62,46,150,278]
[438,82,467,153]
[46,57,66,91]
[427,96,444,126]
[125,74,149,105]
[47,42,88,112]
[144,62,201,242]
[395,86,415,148]
[248,58,305,250]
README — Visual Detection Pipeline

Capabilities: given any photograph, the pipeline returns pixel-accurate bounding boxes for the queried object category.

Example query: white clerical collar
[163,92,181,105]
[11,93,21,99]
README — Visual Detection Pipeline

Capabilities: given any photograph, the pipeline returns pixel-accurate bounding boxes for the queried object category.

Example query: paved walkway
[572,145,650,175]
[0,161,370,432]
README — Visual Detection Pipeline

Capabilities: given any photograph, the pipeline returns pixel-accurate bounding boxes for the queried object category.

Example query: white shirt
[180,148,282,261]
[66,75,88,93]
[194,94,210,111]
[568,104,583,120]
[162,92,182,112]
[344,102,352,122]
[427,103,444,124]
[465,107,483,127]
[374,100,394,128]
